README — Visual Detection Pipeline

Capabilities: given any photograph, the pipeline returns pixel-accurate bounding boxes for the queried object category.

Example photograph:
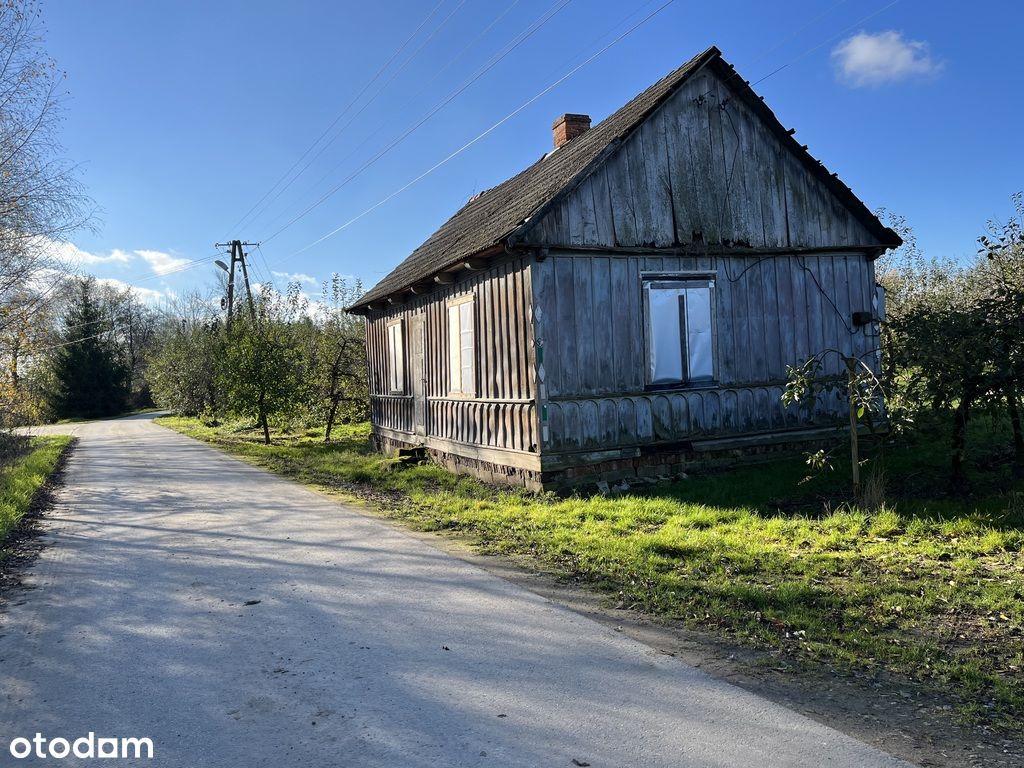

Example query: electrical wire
[27,325,121,355]
[422,0,524,90]
[235,0,471,236]
[264,0,677,263]
[252,0,528,236]
[748,0,902,88]
[116,0,898,296]
[258,0,576,246]
[226,0,449,237]
[275,0,849,244]
[268,0,900,340]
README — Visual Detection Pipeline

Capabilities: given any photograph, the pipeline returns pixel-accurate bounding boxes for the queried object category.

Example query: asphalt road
[0,415,911,767]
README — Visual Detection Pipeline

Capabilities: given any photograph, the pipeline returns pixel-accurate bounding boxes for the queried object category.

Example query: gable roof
[351,46,899,309]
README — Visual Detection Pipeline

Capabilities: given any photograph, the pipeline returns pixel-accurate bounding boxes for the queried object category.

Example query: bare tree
[0,0,92,430]
[313,275,367,441]
[0,0,93,336]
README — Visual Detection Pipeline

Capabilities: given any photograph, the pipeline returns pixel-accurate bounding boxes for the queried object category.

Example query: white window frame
[386,319,405,394]
[642,276,717,388]
[447,294,476,397]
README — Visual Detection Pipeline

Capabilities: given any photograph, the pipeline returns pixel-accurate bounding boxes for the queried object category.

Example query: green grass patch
[0,435,73,544]
[157,414,1024,731]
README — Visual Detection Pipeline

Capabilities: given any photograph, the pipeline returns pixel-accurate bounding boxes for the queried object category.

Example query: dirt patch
[0,439,74,610]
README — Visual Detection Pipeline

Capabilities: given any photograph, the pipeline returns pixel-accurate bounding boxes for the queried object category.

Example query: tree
[0,1,91,336]
[886,276,993,488]
[46,277,128,419]
[147,290,226,418]
[976,192,1024,473]
[878,202,1024,488]
[0,0,90,431]
[311,274,367,441]
[96,282,157,408]
[221,284,307,444]
[783,348,889,498]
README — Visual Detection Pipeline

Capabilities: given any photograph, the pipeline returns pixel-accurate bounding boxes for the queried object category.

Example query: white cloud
[135,249,191,276]
[831,31,943,87]
[96,278,168,304]
[46,239,133,267]
[271,270,318,286]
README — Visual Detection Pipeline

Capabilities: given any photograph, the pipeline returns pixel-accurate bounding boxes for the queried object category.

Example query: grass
[157,414,1024,731]
[0,435,73,545]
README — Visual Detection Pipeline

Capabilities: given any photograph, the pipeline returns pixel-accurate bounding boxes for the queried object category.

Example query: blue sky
[41,0,1024,302]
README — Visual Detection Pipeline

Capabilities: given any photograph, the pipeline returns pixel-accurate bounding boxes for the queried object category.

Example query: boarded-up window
[386,320,404,393]
[644,279,715,386]
[447,296,475,396]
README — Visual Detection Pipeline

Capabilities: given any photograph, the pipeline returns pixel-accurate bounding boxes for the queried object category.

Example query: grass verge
[0,435,74,545]
[157,415,1024,731]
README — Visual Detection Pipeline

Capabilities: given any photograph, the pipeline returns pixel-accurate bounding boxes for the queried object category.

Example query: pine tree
[47,278,129,419]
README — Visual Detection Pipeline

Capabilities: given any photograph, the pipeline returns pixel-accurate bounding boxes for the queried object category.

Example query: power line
[266,0,903,267]
[255,0,840,243]
[748,0,902,88]
[735,0,849,73]
[251,0,527,237]
[27,325,122,355]
[258,0,576,246]
[226,0,449,237]
[310,0,573,192]
[236,0,472,235]
[6,249,222,325]
[266,0,678,263]
[102,250,230,288]
[422,0,524,90]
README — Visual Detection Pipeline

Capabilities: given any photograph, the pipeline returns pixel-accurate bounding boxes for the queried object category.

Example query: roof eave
[348,243,510,311]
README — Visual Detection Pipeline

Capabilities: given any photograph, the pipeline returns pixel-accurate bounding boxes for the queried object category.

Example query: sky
[38,0,1024,304]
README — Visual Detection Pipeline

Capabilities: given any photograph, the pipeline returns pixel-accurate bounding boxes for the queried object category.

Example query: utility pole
[214,240,259,327]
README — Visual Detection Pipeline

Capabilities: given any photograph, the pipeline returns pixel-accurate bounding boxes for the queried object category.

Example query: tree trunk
[9,345,19,389]
[259,410,270,444]
[1006,385,1024,475]
[951,397,971,491]
[258,386,270,445]
[324,398,340,443]
[324,351,344,443]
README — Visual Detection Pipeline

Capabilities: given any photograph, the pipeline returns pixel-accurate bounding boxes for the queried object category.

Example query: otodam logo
[8,733,154,760]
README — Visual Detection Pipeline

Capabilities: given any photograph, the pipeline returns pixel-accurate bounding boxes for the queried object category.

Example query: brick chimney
[552,113,591,149]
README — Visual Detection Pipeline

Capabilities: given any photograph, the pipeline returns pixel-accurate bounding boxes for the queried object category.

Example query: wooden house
[348,46,901,491]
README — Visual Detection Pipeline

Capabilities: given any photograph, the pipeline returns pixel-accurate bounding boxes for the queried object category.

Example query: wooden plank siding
[359,53,894,485]
[532,250,877,454]
[365,254,538,455]
[516,67,880,253]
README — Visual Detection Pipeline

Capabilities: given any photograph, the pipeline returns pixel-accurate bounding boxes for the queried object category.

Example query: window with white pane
[386,319,405,394]
[643,278,715,386]
[447,296,475,396]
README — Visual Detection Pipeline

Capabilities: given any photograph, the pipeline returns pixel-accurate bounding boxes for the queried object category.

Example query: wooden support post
[226,242,238,328]
[845,358,860,496]
[238,242,257,322]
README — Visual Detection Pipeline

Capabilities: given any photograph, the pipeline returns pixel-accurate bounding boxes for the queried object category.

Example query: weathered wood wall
[364,56,889,480]
[532,250,878,454]
[517,66,881,252]
[366,255,538,456]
